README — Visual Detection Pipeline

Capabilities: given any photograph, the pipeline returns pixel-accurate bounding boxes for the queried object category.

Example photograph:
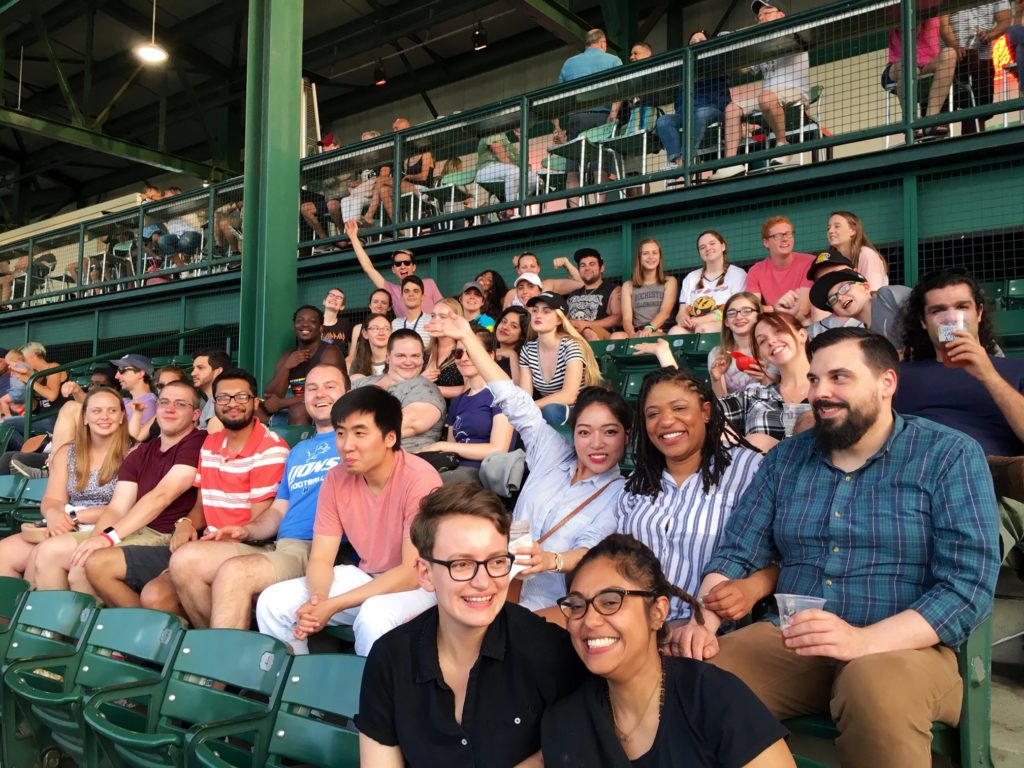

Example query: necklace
[610,659,665,744]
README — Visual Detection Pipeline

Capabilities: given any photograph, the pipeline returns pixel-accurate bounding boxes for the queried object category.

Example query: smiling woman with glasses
[542,534,794,768]
[357,482,587,768]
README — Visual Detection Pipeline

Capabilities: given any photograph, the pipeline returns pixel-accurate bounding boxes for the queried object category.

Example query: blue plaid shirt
[705,414,998,648]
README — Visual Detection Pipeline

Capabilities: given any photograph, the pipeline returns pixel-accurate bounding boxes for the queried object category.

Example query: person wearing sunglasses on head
[345,219,443,317]
[542,533,794,768]
[357,482,586,768]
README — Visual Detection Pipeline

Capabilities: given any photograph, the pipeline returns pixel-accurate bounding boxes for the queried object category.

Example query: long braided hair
[625,367,757,498]
[567,533,705,641]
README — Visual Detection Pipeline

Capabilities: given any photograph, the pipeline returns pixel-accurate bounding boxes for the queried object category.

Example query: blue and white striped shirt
[706,414,999,648]
[617,446,764,620]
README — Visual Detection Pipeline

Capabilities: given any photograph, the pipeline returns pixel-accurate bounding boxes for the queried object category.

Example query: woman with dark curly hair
[476,269,509,318]
[542,534,794,767]
[618,340,773,655]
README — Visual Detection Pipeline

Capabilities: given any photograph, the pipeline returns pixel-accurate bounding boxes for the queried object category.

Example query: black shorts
[121,545,172,592]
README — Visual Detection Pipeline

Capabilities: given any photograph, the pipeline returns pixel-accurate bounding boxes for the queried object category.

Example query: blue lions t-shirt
[276,431,339,540]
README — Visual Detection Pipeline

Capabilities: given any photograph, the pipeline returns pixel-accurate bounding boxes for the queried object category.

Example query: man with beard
[168,365,347,628]
[264,306,345,425]
[84,370,288,618]
[671,328,998,768]
[564,247,622,341]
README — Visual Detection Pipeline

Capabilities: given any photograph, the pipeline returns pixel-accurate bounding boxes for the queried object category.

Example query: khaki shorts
[734,86,808,117]
[69,526,171,546]
[231,537,311,582]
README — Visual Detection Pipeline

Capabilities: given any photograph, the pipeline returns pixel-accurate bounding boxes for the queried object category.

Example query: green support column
[600,0,638,55]
[237,0,302,385]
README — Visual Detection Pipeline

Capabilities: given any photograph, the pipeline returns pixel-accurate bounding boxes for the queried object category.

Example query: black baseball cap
[810,269,868,312]
[752,0,785,15]
[806,246,855,281]
[526,291,569,313]
[573,247,603,265]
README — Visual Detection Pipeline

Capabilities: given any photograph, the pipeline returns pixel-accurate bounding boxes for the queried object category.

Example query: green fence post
[902,172,919,286]
[237,0,303,386]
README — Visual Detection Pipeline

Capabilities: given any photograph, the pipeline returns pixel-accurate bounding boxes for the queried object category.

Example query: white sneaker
[770,153,798,167]
[710,163,746,180]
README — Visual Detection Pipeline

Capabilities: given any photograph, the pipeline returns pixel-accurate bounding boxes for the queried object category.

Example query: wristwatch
[102,526,121,546]
[552,552,564,573]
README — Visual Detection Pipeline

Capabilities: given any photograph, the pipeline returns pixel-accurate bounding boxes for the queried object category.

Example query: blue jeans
[3,414,57,450]
[540,403,572,428]
[158,231,201,257]
[656,105,724,164]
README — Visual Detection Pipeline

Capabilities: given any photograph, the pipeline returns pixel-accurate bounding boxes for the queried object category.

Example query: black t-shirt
[322,317,353,347]
[356,603,587,768]
[567,281,617,323]
[543,657,787,768]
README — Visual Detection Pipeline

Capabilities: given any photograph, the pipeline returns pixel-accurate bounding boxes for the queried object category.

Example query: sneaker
[11,459,47,479]
[710,164,746,180]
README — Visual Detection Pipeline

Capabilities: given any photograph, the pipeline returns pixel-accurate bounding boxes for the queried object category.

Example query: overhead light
[134,0,168,64]
[373,59,387,86]
[472,22,488,51]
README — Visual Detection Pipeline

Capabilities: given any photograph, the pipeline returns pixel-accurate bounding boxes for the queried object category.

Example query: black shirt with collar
[356,602,587,767]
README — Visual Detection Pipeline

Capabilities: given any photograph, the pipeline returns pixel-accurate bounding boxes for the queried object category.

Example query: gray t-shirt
[199,396,216,429]
[352,374,446,453]
[806,285,910,347]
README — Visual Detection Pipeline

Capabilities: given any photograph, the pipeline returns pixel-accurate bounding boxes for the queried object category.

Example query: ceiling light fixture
[134,0,168,64]
[373,59,387,86]
[472,22,488,51]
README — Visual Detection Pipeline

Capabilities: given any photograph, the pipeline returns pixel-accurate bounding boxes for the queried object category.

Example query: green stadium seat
[270,424,317,448]
[150,356,174,368]
[189,654,365,768]
[83,628,290,767]
[171,355,194,368]
[0,475,28,538]
[785,615,993,768]
[0,577,29,640]
[981,281,1007,310]
[0,591,99,767]
[3,608,186,768]
[0,424,14,456]
[995,309,1024,355]
[1005,279,1024,311]
[11,477,50,527]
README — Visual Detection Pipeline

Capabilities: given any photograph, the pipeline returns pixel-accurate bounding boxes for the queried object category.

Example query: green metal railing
[1,0,1021,311]
[20,324,229,438]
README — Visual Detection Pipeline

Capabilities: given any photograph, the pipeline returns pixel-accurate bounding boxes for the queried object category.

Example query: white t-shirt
[679,264,748,312]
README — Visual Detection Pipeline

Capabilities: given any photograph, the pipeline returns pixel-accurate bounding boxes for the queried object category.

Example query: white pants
[255,564,437,656]
[475,162,538,204]
[341,194,370,222]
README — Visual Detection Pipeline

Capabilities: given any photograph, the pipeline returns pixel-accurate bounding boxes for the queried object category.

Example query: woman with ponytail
[670,230,746,335]
[542,533,794,767]
[517,290,602,427]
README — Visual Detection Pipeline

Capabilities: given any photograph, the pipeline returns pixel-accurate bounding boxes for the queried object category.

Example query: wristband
[102,526,121,546]
[175,517,194,529]
[644,324,656,331]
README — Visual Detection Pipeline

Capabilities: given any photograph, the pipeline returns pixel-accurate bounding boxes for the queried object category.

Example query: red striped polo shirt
[194,421,289,529]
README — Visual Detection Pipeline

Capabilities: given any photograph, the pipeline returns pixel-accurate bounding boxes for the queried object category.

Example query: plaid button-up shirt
[706,414,998,648]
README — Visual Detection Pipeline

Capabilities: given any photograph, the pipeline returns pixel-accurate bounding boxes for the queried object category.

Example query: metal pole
[237,0,302,385]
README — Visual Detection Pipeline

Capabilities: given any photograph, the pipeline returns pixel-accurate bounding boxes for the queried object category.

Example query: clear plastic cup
[509,520,534,580]
[936,310,967,368]
[782,403,812,437]
[775,593,827,630]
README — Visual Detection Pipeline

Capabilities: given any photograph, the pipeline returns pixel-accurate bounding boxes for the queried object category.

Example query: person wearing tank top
[264,306,345,425]
[615,238,680,338]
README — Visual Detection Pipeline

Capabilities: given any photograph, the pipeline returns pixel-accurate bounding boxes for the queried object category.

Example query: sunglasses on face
[117,366,141,374]
[452,348,469,360]
[393,260,413,267]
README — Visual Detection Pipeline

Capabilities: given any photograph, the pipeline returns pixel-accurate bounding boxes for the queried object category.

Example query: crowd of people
[0,192,1019,763]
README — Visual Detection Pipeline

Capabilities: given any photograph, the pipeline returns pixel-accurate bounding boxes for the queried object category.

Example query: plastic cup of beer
[936,310,967,367]
[775,593,827,631]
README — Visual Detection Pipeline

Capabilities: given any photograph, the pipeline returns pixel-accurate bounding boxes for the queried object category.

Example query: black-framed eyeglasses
[117,366,141,374]
[725,307,756,319]
[424,553,514,582]
[556,588,657,621]
[393,260,413,267]
[827,281,860,308]
[214,393,255,405]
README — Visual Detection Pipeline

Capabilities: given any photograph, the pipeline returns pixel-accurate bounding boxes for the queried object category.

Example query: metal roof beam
[504,0,591,49]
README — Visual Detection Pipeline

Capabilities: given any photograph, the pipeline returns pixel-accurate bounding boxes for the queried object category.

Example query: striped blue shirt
[706,414,999,648]
[617,446,764,621]
[488,380,624,611]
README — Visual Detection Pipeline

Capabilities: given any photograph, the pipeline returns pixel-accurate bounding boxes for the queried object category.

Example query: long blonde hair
[73,387,131,492]
[631,238,666,285]
[554,309,603,387]
[427,298,464,365]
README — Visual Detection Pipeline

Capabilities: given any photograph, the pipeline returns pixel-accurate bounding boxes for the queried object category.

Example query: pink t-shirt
[384,278,443,318]
[853,247,889,292]
[313,450,442,574]
[887,17,941,67]
[744,252,815,306]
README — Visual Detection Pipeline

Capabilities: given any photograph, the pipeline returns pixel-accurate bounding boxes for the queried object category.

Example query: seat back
[269,424,316,448]
[0,577,29,631]
[0,425,14,455]
[5,591,99,665]
[266,654,365,767]
[157,629,290,738]
[621,105,659,137]
[74,608,187,692]
[1006,278,1024,310]
[579,122,617,143]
